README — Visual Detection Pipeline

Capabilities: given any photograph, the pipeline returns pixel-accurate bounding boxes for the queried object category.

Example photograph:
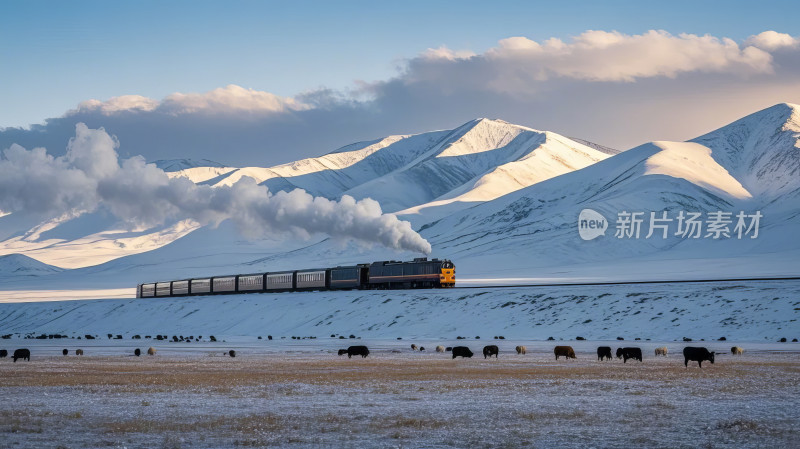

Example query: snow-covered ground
[1,280,797,341]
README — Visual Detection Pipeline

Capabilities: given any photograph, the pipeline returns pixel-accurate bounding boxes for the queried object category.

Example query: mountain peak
[0,253,62,276]
[154,159,227,172]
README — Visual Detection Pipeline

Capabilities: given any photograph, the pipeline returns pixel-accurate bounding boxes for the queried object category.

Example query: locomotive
[136,257,455,298]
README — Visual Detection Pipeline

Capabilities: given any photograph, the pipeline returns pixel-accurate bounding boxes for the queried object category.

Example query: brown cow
[515,345,527,355]
[147,347,156,356]
[554,346,576,360]
[731,346,744,355]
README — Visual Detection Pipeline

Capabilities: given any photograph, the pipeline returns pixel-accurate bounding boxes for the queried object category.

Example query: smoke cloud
[0,124,431,254]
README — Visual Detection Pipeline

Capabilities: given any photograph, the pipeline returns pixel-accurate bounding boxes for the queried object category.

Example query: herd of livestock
[0,343,747,367]
[335,343,743,367]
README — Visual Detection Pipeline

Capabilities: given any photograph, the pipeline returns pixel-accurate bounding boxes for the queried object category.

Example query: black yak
[483,345,499,359]
[347,346,369,358]
[683,347,715,368]
[597,346,612,361]
[452,346,473,359]
[617,347,642,363]
[13,348,30,362]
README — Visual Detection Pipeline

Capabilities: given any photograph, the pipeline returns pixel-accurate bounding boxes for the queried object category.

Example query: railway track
[453,276,800,290]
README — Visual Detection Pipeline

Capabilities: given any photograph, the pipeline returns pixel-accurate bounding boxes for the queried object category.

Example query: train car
[296,269,328,290]
[139,283,155,298]
[172,280,190,296]
[368,258,455,289]
[155,282,172,297]
[237,273,265,292]
[191,278,211,294]
[212,276,236,293]
[266,271,295,291]
[330,265,368,290]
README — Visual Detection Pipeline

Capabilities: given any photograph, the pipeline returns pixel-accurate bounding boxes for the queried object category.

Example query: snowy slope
[344,119,610,212]
[0,280,797,341]
[0,254,62,277]
[413,103,800,280]
[0,118,611,270]
[155,158,226,172]
[691,103,800,199]
[0,215,200,269]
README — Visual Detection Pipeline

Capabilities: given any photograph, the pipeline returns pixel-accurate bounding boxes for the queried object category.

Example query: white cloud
[745,31,800,51]
[484,30,774,83]
[77,95,159,114]
[161,84,311,115]
[1,124,431,254]
[421,46,476,61]
[73,85,310,117]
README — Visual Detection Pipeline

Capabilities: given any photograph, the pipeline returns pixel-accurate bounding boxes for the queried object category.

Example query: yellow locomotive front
[439,259,456,287]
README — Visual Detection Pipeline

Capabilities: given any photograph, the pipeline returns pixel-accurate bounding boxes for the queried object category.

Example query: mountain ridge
[2,104,798,289]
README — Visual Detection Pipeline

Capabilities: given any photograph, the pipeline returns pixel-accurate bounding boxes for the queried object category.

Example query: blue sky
[2,0,798,128]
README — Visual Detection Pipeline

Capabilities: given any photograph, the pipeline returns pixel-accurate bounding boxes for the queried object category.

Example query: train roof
[369,258,450,266]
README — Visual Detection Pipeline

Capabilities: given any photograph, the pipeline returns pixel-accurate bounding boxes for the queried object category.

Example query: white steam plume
[0,124,432,254]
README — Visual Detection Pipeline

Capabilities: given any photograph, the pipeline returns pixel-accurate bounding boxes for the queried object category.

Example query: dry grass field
[1,346,799,448]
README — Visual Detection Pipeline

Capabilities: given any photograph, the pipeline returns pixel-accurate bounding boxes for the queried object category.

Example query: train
[136,257,456,298]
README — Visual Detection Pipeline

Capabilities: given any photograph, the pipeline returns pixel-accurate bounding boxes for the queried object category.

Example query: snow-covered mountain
[416,103,800,280]
[155,158,226,172]
[0,254,62,276]
[0,118,610,270]
[1,104,799,291]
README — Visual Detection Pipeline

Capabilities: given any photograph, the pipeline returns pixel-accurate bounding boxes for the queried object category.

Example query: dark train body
[137,258,455,298]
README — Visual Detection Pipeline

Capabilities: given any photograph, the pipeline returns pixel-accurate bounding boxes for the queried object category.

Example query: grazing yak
[483,345,499,359]
[553,346,576,360]
[597,346,612,361]
[654,346,668,357]
[347,345,369,358]
[436,345,445,353]
[0,349,8,358]
[62,349,69,356]
[617,347,643,363]
[147,347,156,356]
[451,346,474,359]
[229,350,237,358]
[516,345,527,355]
[411,344,417,350]
[683,347,715,368]
[134,348,141,357]
[731,346,744,356]
[13,348,30,362]
[337,349,348,356]
[75,349,84,356]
